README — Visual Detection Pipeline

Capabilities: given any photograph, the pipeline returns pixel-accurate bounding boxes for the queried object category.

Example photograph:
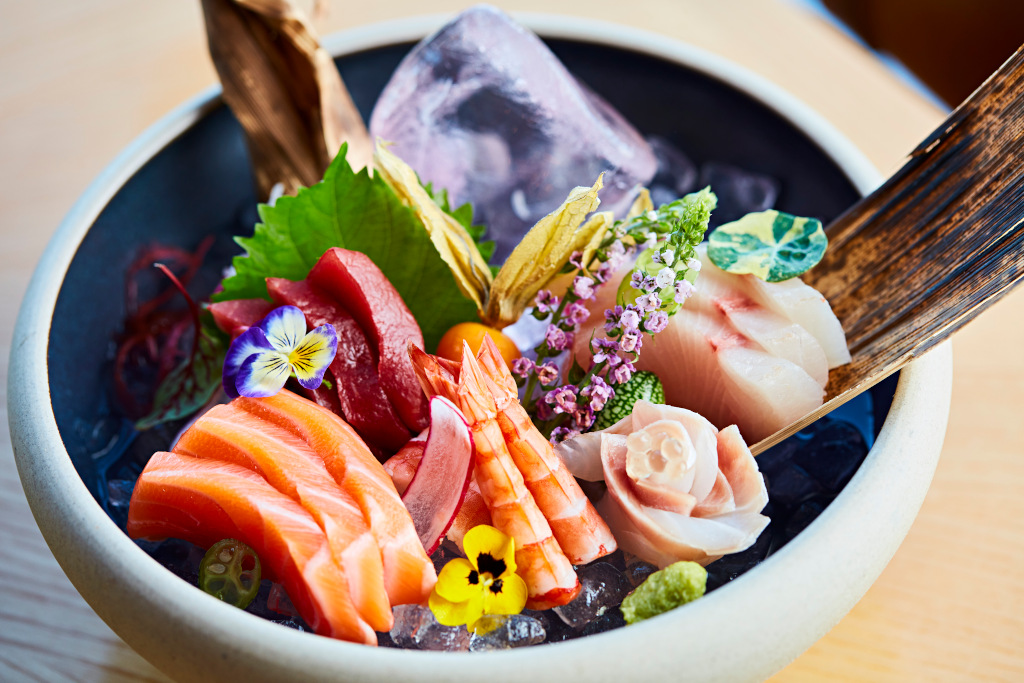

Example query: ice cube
[624,560,658,588]
[580,607,626,636]
[553,562,632,630]
[469,614,546,651]
[369,5,656,263]
[646,136,698,205]
[700,162,780,228]
[389,604,426,648]
[415,612,470,652]
[390,604,471,651]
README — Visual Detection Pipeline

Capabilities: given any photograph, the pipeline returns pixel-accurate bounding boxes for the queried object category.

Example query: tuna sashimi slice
[208,298,276,339]
[173,404,393,632]
[126,451,376,644]
[266,276,411,453]
[233,391,436,606]
[307,248,429,433]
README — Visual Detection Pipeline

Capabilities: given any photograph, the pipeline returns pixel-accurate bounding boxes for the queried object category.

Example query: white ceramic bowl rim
[9,13,951,683]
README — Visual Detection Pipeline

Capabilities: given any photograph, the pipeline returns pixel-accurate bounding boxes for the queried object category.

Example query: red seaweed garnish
[114,236,216,419]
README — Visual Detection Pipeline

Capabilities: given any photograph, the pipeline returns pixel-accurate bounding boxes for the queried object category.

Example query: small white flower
[644,210,658,222]
[686,257,702,272]
[661,250,675,266]
[655,267,675,289]
[674,280,696,304]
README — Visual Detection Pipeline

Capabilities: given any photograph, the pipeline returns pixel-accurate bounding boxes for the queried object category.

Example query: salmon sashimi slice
[475,337,617,565]
[173,404,393,632]
[232,391,436,606]
[266,276,411,453]
[126,451,376,644]
[456,346,580,609]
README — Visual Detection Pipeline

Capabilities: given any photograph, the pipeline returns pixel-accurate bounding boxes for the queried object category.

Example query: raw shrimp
[475,337,618,565]
[415,342,580,608]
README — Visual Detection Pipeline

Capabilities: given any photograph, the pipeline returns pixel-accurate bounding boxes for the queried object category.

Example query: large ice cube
[369,5,657,262]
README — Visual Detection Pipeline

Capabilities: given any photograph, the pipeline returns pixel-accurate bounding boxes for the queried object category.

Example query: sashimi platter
[85,5,898,653]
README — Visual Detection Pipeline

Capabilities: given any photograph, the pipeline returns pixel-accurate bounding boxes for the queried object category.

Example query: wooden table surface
[2,1,1021,681]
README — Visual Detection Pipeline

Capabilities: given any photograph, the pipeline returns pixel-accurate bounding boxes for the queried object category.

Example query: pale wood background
[1,1,1022,681]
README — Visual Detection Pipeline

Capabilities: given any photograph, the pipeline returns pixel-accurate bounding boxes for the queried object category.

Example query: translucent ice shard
[369,5,657,262]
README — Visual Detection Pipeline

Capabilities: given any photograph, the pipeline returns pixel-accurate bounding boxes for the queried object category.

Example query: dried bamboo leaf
[485,175,604,327]
[373,143,493,311]
[200,0,372,200]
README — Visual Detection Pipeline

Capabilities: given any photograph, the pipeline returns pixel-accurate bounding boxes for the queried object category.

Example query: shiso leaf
[213,144,479,350]
[374,143,493,312]
[485,175,605,328]
[708,210,827,282]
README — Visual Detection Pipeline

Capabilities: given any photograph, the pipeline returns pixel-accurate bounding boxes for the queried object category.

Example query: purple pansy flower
[619,329,643,353]
[620,306,642,332]
[581,376,614,412]
[223,305,337,399]
[674,280,696,303]
[591,337,620,364]
[609,362,635,385]
[544,384,579,414]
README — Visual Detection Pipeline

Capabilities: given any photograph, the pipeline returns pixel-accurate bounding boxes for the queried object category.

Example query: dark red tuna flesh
[267,277,411,454]
[208,298,276,339]
[307,248,429,432]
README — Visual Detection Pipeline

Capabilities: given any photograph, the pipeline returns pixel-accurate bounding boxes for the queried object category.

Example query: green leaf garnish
[135,313,226,430]
[707,210,827,282]
[213,144,479,349]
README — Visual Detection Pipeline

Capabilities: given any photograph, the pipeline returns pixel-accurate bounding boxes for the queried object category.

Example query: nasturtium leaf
[213,144,479,350]
[707,210,827,282]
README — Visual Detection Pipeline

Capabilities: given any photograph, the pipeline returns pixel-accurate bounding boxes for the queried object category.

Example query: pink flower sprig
[518,188,718,443]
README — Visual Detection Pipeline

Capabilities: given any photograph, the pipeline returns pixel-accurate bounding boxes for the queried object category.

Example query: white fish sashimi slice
[717,346,824,442]
[633,307,747,433]
[715,295,829,388]
[695,243,840,376]
[741,269,852,369]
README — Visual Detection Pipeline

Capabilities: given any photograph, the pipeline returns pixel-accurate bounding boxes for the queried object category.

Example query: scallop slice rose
[562,400,769,567]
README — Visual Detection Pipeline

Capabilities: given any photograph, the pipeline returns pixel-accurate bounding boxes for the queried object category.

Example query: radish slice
[401,396,474,554]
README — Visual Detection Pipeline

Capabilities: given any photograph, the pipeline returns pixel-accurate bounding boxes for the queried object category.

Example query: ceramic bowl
[8,14,951,682]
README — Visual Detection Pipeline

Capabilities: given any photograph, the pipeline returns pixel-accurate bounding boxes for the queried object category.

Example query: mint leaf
[708,210,826,282]
[215,145,479,349]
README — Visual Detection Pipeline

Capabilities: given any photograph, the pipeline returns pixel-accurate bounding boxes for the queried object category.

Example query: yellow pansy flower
[428,525,528,631]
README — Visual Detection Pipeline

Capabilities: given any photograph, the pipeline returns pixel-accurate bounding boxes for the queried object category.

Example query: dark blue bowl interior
[47,39,896,585]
